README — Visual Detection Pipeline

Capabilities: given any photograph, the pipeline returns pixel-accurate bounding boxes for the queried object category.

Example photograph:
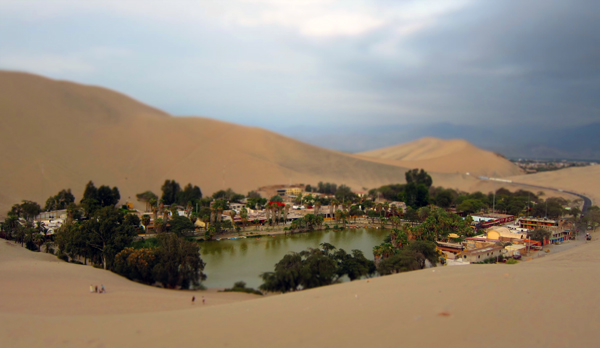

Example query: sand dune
[0,241,257,316]
[0,71,422,214]
[508,165,600,205]
[2,231,600,347]
[358,137,524,178]
[1,71,588,218]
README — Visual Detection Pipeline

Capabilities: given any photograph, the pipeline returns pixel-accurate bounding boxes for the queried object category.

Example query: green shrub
[506,258,519,264]
[221,281,263,295]
[57,253,69,262]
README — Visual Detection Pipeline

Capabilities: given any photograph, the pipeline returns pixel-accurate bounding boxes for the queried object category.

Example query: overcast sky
[1,0,599,130]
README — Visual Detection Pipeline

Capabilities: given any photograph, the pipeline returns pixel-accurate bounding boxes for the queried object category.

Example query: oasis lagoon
[200,228,388,289]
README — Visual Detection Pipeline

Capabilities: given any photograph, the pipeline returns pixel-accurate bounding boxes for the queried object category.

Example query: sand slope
[0,71,421,214]
[0,241,258,316]
[508,165,600,205]
[2,233,600,347]
[358,137,524,178]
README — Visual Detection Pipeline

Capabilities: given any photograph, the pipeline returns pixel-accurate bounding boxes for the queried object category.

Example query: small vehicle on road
[586,233,592,241]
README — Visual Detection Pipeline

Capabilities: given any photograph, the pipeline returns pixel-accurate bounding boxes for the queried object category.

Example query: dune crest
[0,71,418,214]
[358,137,524,178]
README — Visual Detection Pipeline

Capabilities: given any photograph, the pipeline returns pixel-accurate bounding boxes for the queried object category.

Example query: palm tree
[141,215,151,233]
[229,210,237,229]
[373,245,384,266]
[155,218,165,233]
[314,201,322,217]
[33,233,44,251]
[278,204,284,225]
[283,204,290,225]
[162,208,170,223]
[391,216,401,229]
[240,207,248,231]
[150,198,158,223]
[390,204,398,217]
[186,202,193,218]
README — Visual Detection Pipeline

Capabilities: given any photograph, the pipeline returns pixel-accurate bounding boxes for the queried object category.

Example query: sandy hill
[2,234,600,347]
[508,165,600,205]
[1,71,429,215]
[357,137,524,178]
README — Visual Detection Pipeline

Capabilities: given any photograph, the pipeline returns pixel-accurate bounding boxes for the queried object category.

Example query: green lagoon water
[200,228,388,289]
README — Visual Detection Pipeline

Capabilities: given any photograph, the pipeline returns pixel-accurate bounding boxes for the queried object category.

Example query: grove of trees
[259,243,374,293]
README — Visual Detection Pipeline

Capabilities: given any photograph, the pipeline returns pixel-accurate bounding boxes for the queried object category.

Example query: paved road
[509,181,593,213]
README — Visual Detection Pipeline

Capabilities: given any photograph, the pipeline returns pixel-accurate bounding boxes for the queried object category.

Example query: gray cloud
[0,0,598,130]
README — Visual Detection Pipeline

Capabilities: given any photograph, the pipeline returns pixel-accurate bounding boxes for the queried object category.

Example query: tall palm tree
[278,204,284,225]
[141,215,151,233]
[390,204,397,217]
[240,207,248,231]
[283,204,290,225]
[186,202,193,218]
[314,201,322,217]
[150,199,158,223]
[155,218,165,233]
[229,210,237,228]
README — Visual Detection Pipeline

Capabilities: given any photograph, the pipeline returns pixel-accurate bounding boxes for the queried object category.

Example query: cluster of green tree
[54,206,139,269]
[222,281,263,296]
[1,202,49,252]
[44,189,75,211]
[212,188,245,203]
[246,191,267,210]
[80,181,121,217]
[160,180,203,206]
[7,200,42,222]
[287,213,325,231]
[584,205,600,230]
[259,243,375,293]
[427,187,551,217]
[314,182,338,194]
[376,241,440,275]
[113,233,206,289]
[528,228,551,242]
[529,197,568,219]
[369,169,433,209]
[373,207,474,273]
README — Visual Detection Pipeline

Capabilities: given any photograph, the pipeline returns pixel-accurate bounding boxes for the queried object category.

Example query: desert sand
[0,71,420,215]
[358,137,524,178]
[0,71,533,216]
[509,165,600,205]
[2,232,600,347]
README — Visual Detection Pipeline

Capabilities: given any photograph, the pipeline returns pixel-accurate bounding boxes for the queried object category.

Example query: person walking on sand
[101,284,105,293]
[202,296,206,305]
[192,296,196,304]
[95,285,98,293]
[90,284,94,293]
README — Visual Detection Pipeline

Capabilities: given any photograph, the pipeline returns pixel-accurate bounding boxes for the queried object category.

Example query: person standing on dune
[89,284,94,293]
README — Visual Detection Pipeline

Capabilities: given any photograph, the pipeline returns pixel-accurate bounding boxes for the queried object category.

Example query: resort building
[471,214,515,229]
[518,217,566,230]
[485,226,527,241]
[459,245,504,263]
[35,209,67,220]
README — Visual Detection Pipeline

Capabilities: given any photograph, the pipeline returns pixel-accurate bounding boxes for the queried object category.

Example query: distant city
[510,158,597,174]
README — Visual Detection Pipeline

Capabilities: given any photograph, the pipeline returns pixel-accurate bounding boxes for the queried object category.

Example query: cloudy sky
[1,0,599,131]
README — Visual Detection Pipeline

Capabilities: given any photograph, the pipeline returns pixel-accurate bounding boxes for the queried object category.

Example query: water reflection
[200,228,387,289]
